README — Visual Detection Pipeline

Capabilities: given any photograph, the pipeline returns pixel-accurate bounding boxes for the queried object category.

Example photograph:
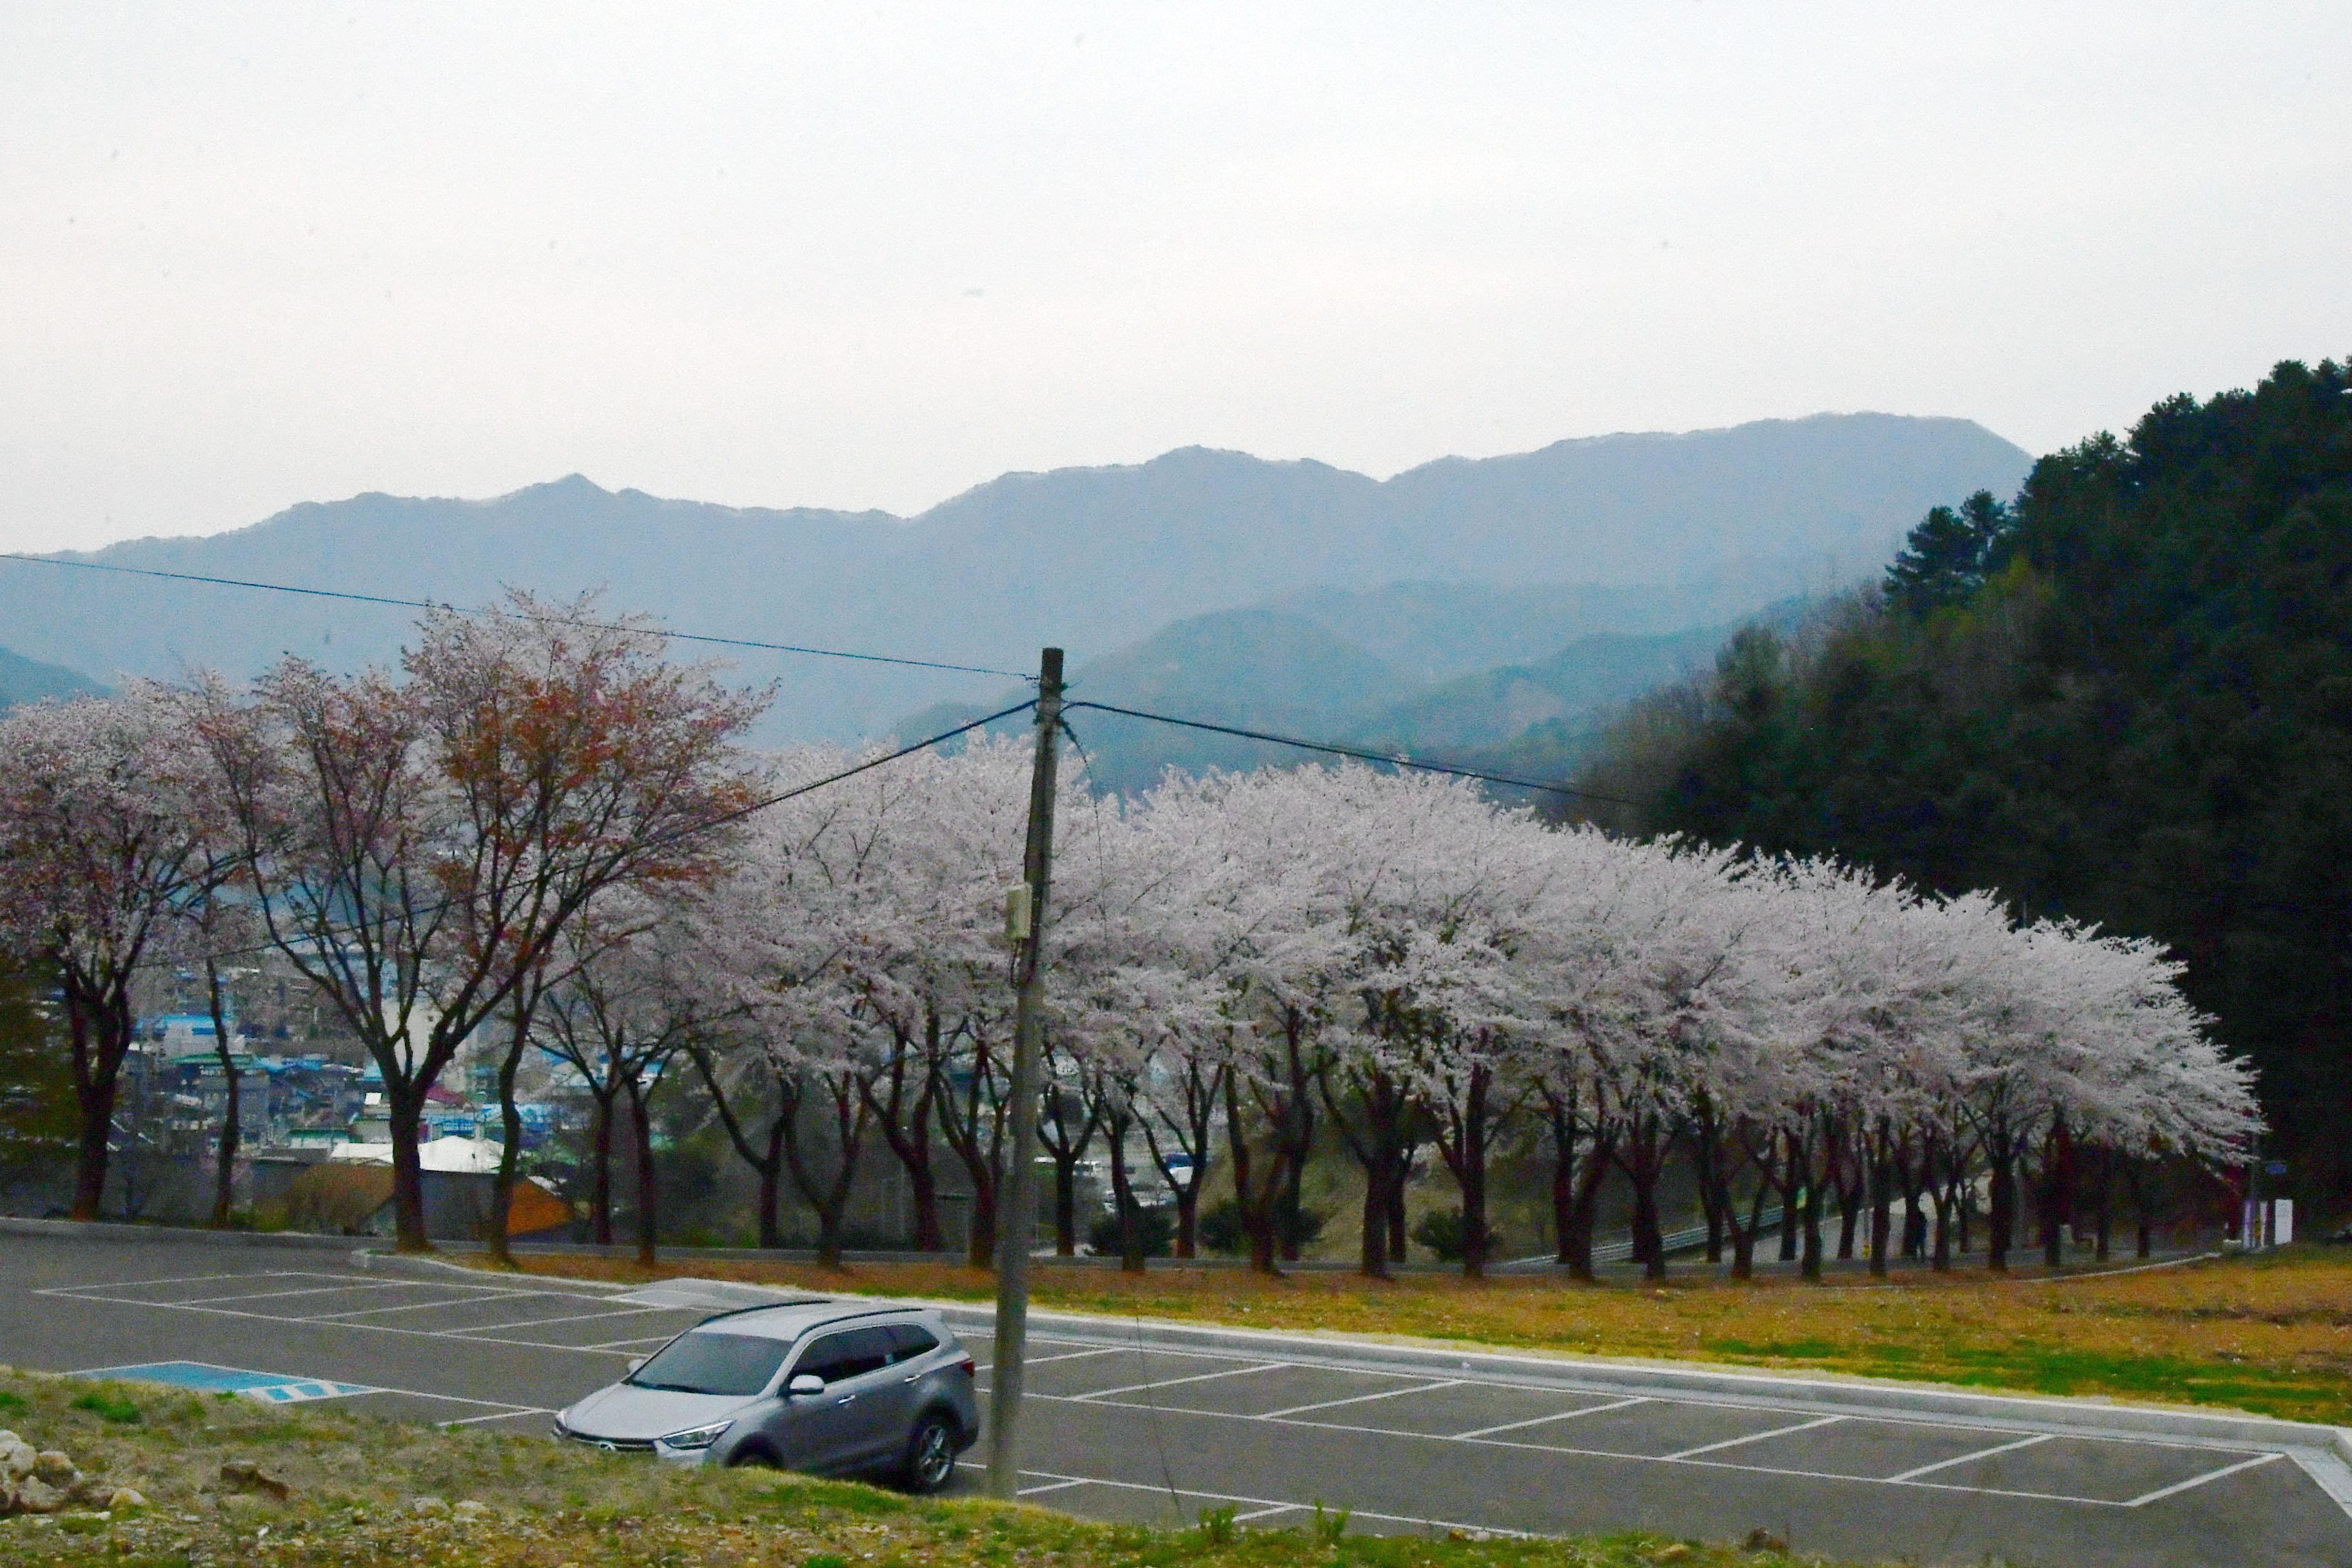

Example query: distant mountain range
[899,595,1815,797]
[0,645,107,711]
[0,413,2028,747]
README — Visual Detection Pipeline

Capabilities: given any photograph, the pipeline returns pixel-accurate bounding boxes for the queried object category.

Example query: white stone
[0,1433,34,1480]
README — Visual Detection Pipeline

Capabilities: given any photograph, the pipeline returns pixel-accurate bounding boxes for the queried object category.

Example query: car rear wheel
[901,1413,957,1494]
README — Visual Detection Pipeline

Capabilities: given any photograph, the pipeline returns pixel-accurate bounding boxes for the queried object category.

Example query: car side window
[887,1324,939,1364]
[795,1326,892,1386]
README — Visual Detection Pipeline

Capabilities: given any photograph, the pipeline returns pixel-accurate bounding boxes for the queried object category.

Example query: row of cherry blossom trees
[618,736,2257,1279]
[0,603,2259,1273]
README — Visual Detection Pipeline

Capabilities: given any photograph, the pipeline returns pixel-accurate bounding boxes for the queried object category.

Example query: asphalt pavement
[3,1229,2349,1567]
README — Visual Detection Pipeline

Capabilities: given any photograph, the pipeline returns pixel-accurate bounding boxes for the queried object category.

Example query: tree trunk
[206,959,241,1228]
[1386,1148,1410,1260]
[1427,1062,1496,1280]
[1778,1134,1802,1263]
[590,1090,617,1246]
[1616,1115,1669,1282]
[1108,1111,1146,1274]
[1691,1102,1727,1264]
[756,1115,786,1250]
[1832,1137,1862,1261]
[863,1034,946,1251]
[1867,1122,1893,1279]
[1224,1070,1288,1277]
[64,984,133,1223]
[2040,1118,2073,1269]
[1988,1139,2015,1272]
[487,1032,526,1260]
[2091,1144,2112,1262]
[1052,1155,1079,1257]
[625,1071,659,1269]
[1564,1127,1614,1280]
[1357,1168,1389,1278]
[384,1076,431,1250]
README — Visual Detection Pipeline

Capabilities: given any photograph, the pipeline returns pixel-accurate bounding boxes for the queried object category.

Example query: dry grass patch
[461,1247,2352,1426]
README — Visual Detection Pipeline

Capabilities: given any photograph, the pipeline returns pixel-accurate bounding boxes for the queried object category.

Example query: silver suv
[554,1300,979,1491]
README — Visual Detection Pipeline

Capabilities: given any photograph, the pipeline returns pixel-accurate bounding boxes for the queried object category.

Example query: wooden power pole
[986,646,1064,1498]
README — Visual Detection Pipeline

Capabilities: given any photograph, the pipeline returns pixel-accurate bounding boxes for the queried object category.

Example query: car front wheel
[901,1413,958,1494]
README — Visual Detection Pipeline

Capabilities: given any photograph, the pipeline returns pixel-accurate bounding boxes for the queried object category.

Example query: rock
[32,1452,79,1487]
[409,1496,449,1518]
[12,1478,66,1515]
[1743,1528,1788,1554]
[218,1461,288,1501]
[0,1432,34,1479]
[107,1488,147,1512]
[69,1476,115,1505]
[453,1500,489,1521]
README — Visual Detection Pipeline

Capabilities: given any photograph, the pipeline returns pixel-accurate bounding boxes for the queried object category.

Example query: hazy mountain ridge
[901,595,1818,798]
[0,413,2030,741]
[0,646,108,710]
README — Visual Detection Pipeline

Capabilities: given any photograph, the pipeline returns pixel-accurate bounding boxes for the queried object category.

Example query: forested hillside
[1571,360,2352,1205]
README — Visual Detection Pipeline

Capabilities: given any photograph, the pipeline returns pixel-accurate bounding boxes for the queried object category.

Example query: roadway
[3,1230,2348,1567]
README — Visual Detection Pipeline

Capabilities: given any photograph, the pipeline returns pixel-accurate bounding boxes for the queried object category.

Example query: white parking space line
[971,1346,1126,1375]
[45,1270,273,1292]
[1259,1379,1462,1419]
[159,1282,418,1307]
[439,1407,558,1427]
[445,1305,680,1336]
[1035,1387,2180,1508]
[1451,1395,1647,1438]
[1230,1504,1298,1522]
[1015,1478,1091,1497]
[580,1334,682,1351]
[308,1291,560,1320]
[963,1464,1535,1539]
[1072,1362,1290,1401]
[35,1289,647,1357]
[1663,1414,1845,1460]
[1885,1431,2054,1482]
[2123,1451,2284,1507]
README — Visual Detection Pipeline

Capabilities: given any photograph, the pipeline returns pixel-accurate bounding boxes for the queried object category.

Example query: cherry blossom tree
[0,685,231,1220]
[199,593,765,1251]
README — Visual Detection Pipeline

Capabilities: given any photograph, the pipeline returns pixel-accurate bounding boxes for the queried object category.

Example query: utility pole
[986,646,1064,1499]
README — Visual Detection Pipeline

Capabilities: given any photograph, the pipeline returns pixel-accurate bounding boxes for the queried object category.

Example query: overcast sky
[3,3,2347,553]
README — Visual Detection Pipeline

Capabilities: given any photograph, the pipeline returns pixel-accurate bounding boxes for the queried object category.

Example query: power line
[1060,698,1647,809]
[0,551,1033,681]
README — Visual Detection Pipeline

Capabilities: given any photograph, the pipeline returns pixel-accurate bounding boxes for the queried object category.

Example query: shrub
[1197,1197,1326,1256]
[1087,1206,1173,1259]
[1411,1206,1491,1264]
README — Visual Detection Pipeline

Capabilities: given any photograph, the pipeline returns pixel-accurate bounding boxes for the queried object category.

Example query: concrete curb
[0,1215,393,1253]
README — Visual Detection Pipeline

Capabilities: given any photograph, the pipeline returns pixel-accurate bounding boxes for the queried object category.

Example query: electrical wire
[1061,698,1645,808]
[0,551,1034,680]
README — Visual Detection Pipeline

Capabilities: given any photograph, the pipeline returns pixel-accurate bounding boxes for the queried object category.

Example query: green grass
[64,1390,140,1424]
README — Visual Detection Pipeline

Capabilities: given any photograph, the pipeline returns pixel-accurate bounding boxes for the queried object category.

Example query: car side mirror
[627,1357,648,1373]
[787,1373,825,1397]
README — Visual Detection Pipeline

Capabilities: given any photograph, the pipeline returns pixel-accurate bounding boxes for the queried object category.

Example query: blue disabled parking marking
[73,1360,378,1403]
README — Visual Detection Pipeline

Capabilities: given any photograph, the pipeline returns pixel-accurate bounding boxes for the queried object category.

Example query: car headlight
[660,1420,733,1450]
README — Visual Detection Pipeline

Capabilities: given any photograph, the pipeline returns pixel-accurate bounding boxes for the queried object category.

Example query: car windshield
[626,1331,792,1396]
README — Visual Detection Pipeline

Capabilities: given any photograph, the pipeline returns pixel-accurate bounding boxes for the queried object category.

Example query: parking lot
[5,1231,2350,1567]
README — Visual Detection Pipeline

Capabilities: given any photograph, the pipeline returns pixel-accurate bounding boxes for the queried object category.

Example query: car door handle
[836,1393,855,1404]
[900,1372,923,1384]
